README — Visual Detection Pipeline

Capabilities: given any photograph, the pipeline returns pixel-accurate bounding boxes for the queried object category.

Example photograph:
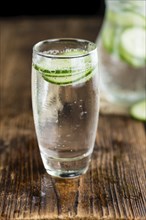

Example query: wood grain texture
[0,17,146,220]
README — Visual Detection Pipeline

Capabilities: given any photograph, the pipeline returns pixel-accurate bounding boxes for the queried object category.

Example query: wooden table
[0,16,146,220]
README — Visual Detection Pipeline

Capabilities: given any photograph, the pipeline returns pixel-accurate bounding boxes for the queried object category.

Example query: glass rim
[33,38,97,59]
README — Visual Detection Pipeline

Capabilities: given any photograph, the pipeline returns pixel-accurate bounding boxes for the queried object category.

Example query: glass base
[46,167,88,179]
[40,151,91,179]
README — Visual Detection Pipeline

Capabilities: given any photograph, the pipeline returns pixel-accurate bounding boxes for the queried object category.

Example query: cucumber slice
[107,10,146,28]
[101,23,123,55]
[33,63,93,77]
[33,49,96,85]
[130,100,146,121]
[42,68,93,86]
[33,63,72,76]
[119,49,146,68]
[119,27,146,67]
[59,49,87,57]
[33,49,91,76]
[102,24,115,53]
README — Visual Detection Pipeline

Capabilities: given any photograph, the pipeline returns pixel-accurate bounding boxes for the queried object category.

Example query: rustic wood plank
[0,17,146,219]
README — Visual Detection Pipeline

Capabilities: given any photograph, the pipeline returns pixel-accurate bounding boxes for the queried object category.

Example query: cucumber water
[97,0,146,105]
[32,44,100,178]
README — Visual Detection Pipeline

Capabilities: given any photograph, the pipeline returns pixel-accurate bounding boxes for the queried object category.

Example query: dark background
[1,0,105,17]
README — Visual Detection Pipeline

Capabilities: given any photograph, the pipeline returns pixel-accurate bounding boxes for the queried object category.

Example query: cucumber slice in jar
[107,10,146,28]
[102,23,115,53]
[130,100,146,121]
[119,27,146,67]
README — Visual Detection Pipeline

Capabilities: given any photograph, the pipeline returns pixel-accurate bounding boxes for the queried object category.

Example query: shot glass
[31,38,100,178]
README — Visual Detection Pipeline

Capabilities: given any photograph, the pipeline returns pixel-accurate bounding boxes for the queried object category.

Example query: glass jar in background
[96,0,146,106]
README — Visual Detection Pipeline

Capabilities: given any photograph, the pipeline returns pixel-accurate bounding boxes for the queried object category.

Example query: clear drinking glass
[31,38,100,178]
[96,0,146,105]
